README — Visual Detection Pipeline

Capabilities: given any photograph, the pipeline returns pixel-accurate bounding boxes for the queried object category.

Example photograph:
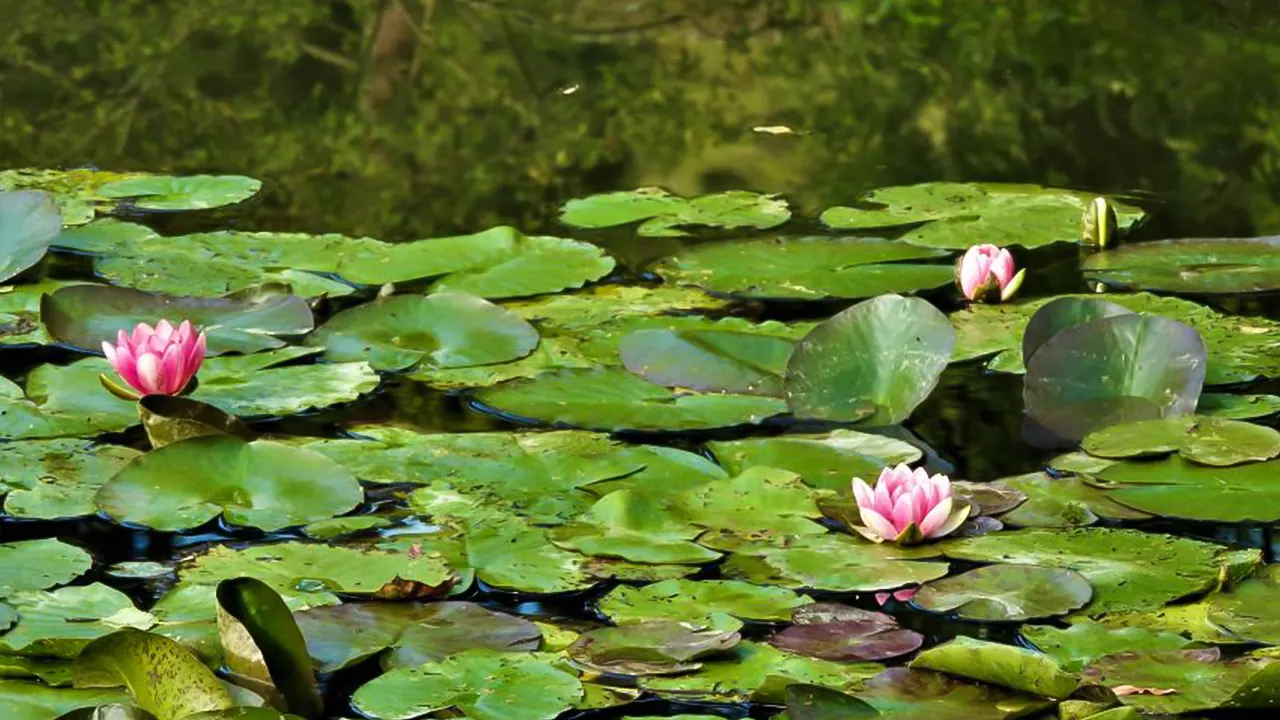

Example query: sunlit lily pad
[0,679,128,719]
[560,188,789,236]
[993,472,1150,528]
[786,294,954,425]
[723,534,950,593]
[1205,565,1280,645]
[72,629,234,718]
[97,174,261,211]
[1197,393,1280,420]
[940,527,1239,612]
[471,368,786,432]
[1085,416,1280,466]
[550,489,719,565]
[911,636,1079,698]
[41,284,313,355]
[0,191,61,283]
[1095,456,1280,523]
[0,539,93,596]
[708,430,922,491]
[597,579,811,631]
[1021,621,1195,672]
[912,564,1092,621]
[1083,236,1280,294]
[352,650,582,720]
[769,604,923,662]
[620,328,794,395]
[309,293,538,371]
[567,621,740,676]
[95,436,363,531]
[1,584,154,658]
[654,236,953,300]
[680,467,825,540]
[1081,648,1280,714]
[0,441,140,520]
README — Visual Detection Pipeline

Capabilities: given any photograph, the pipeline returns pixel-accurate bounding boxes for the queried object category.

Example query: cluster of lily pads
[0,170,1279,719]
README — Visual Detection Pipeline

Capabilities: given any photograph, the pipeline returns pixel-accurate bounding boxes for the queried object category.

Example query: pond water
[6,2,1280,719]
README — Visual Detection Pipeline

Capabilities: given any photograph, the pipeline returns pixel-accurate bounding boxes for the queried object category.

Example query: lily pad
[136,396,254,450]
[567,621,740,676]
[0,442,140,519]
[769,604,923,662]
[0,679,129,720]
[1096,456,1280,523]
[940,527,1238,613]
[708,430,922,491]
[597,579,811,631]
[1020,297,1134,365]
[1085,416,1280,466]
[620,328,794,395]
[1083,236,1280,294]
[95,436,362,531]
[71,629,233,719]
[993,472,1150,528]
[912,564,1092,621]
[1205,565,1280,645]
[41,284,313,355]
[786,294,954,425]
[471,368,786,432]
[679,467,825,540]
[309,293,538,372]
[1023,313,1207,443]
[0,191,61,283]
[653,236,953,300]
[853,667,1053,720]
[0,539,93,596]
[723,534,950,593]
[351,650,582,720]
[550,489,719,565]
[1,584,155,658]
[1021,621,1194,672]
[1081,648,1280,714]
[784,684,879,720]
[97,175,261,211]
[560,188,789,236]
[1197,393,1280,420]
[910,636,1079,698]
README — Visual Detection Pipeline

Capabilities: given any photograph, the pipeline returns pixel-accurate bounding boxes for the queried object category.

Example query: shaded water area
[7,1,1280,718]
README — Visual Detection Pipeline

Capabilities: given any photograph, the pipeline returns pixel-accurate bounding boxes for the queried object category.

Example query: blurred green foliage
[3,0,1280,240]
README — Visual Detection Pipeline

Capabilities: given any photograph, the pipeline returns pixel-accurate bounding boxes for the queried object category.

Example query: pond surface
[5,2,1280,719]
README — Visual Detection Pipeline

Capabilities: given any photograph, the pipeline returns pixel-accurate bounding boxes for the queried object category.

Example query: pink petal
[176,320,193,345]
[135,352,162,395]
[113,345,143,392]
[990,248,1016,287]
[959,248,989,299]
[894,588,917,602]
[186,332,207,373]
[891,493,919,532]
[131,322,155,347]
[102,341,118,368]
[159,344,184,394]
[859,507,899,542]
[116,329,133,352]
[919,496,954,537]
[155,319,175,344]
[853,478,876,509]
[873,477,895,515]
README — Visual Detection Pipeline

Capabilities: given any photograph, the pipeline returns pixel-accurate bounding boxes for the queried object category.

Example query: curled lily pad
[910,636,1079,699]
[0,538,93,595]
[1096,456,1280,523]
[1023,313,1207,443]
[71,629,233,720]
[0,191,61,282]
[0,442,140,520]
[912,564,1092,621]
[654,236,953,300]
[708,430,922,491]
[785,294,954,425]
[95,436,363,532]
[471,368,786,432]
[769,603,922,662]
[41,284,313,355]
[620,328,794,395]
[136,396,254,450]
[560,188,789,236]
[215,579,321,717]
[1020,297,1133,366]
[567,621,740,676]
[97,175,261,211]
[1021,622,1194,673]
[308,292,538,372]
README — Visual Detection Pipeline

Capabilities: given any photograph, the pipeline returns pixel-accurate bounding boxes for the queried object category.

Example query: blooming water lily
[956,244,1025,303]
[101,319,207,400]
[852,464,970,545]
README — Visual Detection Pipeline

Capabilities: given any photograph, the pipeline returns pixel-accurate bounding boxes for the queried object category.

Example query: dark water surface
[7,1,1280,716]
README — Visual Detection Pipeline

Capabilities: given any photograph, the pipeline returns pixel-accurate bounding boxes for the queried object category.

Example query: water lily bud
[956,244,1025,303]
[101,319,207,399]
[1080,196,1119,249]
[851,464,970,545]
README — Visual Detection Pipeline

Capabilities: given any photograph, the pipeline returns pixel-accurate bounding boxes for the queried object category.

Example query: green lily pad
[567,621,740,676]
[0,539,93,596]
[910,636,1079,699]
[708,430,922,492]
[1083,416,1280,466]
[550,489,719,565]
[723,534,950,593]
[351,650,582,720]
[471,368,786,432]
[1020,297,1134,366]
[560,188,789,237]
[0,281,89,347]
[673,466,825,541]
[97,175,261,211]
[1021,621,1195,672]
[769,604,923,662]
[215,578,322,717]
[71,629,234,719]
[785,294,954,425]
[309,293,538,372]
[912,564,1092,621]
[940,527,1239,613]
[0,679,129,720]
[993,472,1150,528]
[1206,565,1280,644]
[1083,237,1280,294]
[0,441,140,519]
[1083,601,1246,645]
[295,601,541,673]
[41,284,313,355]
[1,584,155,658]
[301,516,390,540]
[0,191,61,283]
[1081,648,1279,714]
[426,235,615,299]
[854,667,1054,720]
[1197,393,1280,420]
[1023,313,1206,443]
[620,328,795,395]
[462,520,611,594]
[178,542,454,607]
[784,684,880,720]
[1095,455,1280,523]
[654,236,953,300]
[640,641,883,704]
[597,579,811,631]
[95,436,362,531]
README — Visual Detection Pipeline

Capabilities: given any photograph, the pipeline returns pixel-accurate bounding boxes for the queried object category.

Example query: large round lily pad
[1084,416,1280,466]
[0,539,93,596]
[910,636,1079,699]
[1083,236,1280,294]
[769,603,923,662]
[597,579,811,631]
[620,328,795,395]
[653,236,953,300]
[0,191,61,283]
[1096,456,1280,523]
[723,534,950,594]
[97,174,261,211]
[1,584,155,658]
[785,294,954,425]
[560,188,789,236]
[309,292,538,371]
[567,621,740,676]
[708,430,922,491]
[940,527,1237,612]
[95,436,363,532]
[471,368,786,432]
[0,440,140,520]
[912,564,1092,621]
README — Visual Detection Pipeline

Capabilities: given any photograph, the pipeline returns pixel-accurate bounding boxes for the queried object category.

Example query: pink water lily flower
[875,588,918,606]
[852,464,970,545]
[102,319,207,398]
[957,244,1025,303]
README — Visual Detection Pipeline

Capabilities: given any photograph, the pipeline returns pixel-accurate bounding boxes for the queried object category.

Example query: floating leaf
[911,636,1079,698]
[136,396,254,450]
[0,191,61,282]
[560,188,789,236]
[597,579,811,631]
[1081,648,1279,714]
[1205,565,1280,645]
[1,584,155,658]
[97,175,261,211]
[426,235,614,299]
[550,489,719,565]
[784,684,879,720]
[723,534,950,593]
[1021,622,1194,672]
[41,284,313,355]
[654,236,952,300]
[1020,297,1133,366]
[71,630,233,720]
[1085,416,1280,466]
[769,603,923,662]
[309,293,538,372]
[993,472,1149,528]
[0,442,140,519]
[620,328,794,395]
[1197,393,1280,420]
[472,368,786,432]
[1082,236,1280,294]
[0,539,93,596]
[786,294,953,425]
[855,667,1053,719]
[0,679,128,719]
[567,621,740,676]
[708,430,921,492]
[1096,456,1280,523]
[912,564,1092,621]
